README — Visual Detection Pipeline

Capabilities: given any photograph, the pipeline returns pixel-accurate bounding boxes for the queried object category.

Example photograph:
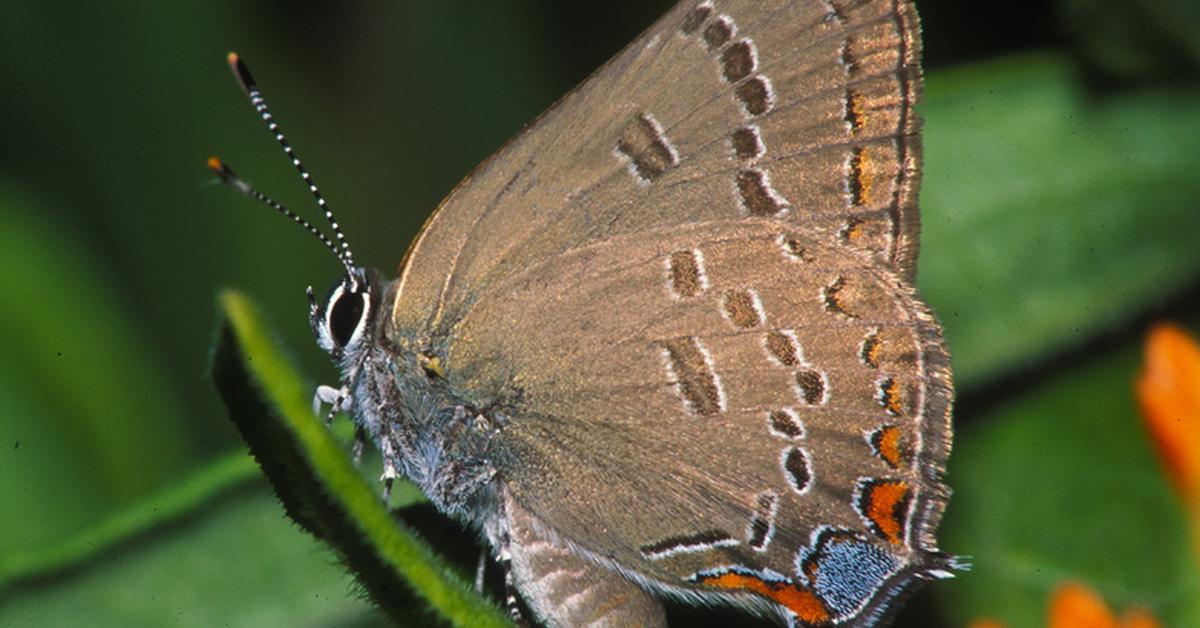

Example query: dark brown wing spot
[640,529,736,559]
[822,275,857,318]
[680,3,712,34]
[735,76,772,116]
[737,168,788,216]
[795,370,826,405]
[723,289,762,328]
[768,409,805,439]
[731,126,763,160]
[783,447,813,494]
[840,37,860,75]
[668,250,704,298]
[747,491,778,551]
[748,517,771,551]
[616,113,677,182]
[779,234,815,263]
[703,16,733,50]
[721,40,755,83]
[826,0,849,24]
[765,330,801,366]
[662,337,722,416]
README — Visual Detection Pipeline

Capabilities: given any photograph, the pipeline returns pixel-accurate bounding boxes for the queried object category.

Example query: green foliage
[1,484,384,627]
[0,185,199,561]
[919,54,1200,385]
[941,344,1200,626]
[916,53,1200,626]
[0,451,257,590]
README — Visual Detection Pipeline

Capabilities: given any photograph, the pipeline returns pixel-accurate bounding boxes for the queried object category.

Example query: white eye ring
[317,282,371,354]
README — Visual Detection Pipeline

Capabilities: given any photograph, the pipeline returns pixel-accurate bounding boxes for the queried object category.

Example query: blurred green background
[2,1,1199,626]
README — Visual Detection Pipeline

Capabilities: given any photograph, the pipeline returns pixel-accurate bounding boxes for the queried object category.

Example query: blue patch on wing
[797,529,900,619]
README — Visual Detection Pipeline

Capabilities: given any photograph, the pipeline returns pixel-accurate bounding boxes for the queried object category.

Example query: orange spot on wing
[863,335,881,367]
[856,147,873,203]
[883,378,903,415]
[697,572,830,625]
[878,426,905,468]
[846,89,866,133]
[845,219,864,242]
[864,480,910,545]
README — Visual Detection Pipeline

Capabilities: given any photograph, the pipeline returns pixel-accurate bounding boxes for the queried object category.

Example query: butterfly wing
[385,1,942,624]
[391,0,924,339]
[442,218,951,625]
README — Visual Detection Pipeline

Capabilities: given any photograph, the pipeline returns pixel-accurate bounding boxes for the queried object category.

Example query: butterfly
[212,1,958,626]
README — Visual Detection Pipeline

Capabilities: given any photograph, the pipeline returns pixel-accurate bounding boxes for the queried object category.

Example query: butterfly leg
[351,424,367,465]
[312,384,350,424]
[502,494,667,628]
[474,547,488,594]
[378,428,399,503]
[492,532,529,627]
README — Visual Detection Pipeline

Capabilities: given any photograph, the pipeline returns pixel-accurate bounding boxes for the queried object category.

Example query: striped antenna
[207,157,355,279]
[222,52,357,270]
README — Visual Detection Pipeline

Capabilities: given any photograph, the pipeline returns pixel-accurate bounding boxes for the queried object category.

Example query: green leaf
[939,339,1200,626]
[0,184,199,557]
[918,54,1200,387]
[922,53,1200,625]
[0,451,257,590]
[212,290,511,628]
[0,483,385,627]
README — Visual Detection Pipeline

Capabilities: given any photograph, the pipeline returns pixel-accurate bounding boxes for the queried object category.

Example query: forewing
[444,220,952,625]
[392,0,923,337]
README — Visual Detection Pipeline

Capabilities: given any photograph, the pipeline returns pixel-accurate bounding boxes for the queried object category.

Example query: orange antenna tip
[225,52,256,94]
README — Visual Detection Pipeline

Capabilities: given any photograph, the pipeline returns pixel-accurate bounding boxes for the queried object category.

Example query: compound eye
[328,290,366,347]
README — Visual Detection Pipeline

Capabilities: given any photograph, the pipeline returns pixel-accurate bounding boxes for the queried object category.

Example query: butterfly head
[308,267,377,362]
[211,52,382,365]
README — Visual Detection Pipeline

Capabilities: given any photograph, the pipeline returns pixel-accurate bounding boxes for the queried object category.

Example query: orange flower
[1136,322,1200,508]
[968,582,1160,628]
[1048,582,1159,628]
